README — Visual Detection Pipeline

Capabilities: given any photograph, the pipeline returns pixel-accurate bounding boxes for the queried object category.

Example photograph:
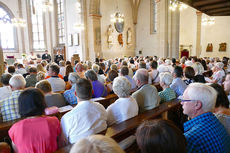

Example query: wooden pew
[54,99,182,153]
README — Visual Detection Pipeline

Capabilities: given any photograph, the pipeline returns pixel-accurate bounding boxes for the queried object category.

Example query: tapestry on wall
[206,43,213,52]
[219,43,227,52]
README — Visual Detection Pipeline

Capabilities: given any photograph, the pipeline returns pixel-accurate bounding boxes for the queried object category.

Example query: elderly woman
[209,62,225,85]
[158,72,176,103]
[63,72,80,104]
[192,62,206,83]
[85,70,107,98]
[9,88,61,153]
[106,76,138,126]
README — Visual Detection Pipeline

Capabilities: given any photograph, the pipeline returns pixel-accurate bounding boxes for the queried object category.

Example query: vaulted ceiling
[180,0,230,16]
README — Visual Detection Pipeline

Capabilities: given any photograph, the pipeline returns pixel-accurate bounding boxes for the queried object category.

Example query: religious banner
[219,43,227,52]
[206,43,213,52]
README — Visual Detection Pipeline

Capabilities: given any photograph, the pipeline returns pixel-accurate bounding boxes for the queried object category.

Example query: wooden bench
[54,99,182,153]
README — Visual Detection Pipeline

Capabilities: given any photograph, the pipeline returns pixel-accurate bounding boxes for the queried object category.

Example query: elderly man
[223,73,230,102]
[46,64,65,92]
[0,74,26,122]
[0,73,12,101]
[132,69,160,113]
[61,78,107,144]
[181,83,230,153]
[63,72,80,104]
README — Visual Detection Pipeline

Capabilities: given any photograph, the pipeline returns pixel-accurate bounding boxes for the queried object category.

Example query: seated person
[210,83,230,134]
[148,60,160,84]
[92,64,106,84]
[209,62,225,85]
[0,74,26,122]
[120,66,136,91]
[181,83,230,152]
[61,78,107,144]
[70,135,125,153]
[192,62,206,83]
[15,64,27,75]
[105,70,118,94]
[132,69,160,113]
[85,70,107,98]
[0,142,11,153]
[158,72,176,103]
[8,66,15,75]
[106,76,138,126]
[170,66,187,97]
[9,88,61,153]
[183,66,195,85]
[25,67,38,87]
[0,73,12,101]
[224,73,230,102]
[63,72,80,105]
[46,64,65,92]
[136,119,187,153]
[36,80,67,108]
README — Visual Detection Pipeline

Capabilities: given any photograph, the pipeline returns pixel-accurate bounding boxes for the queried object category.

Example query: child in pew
[8,88,61,153]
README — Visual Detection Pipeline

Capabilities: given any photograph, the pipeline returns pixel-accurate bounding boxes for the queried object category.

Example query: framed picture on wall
[73,33,79,46]
[68,34,72,46]
[219,43,227,52]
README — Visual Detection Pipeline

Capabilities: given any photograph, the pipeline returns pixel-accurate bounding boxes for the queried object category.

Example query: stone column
[196,11,202,57]
[0,38,4,87]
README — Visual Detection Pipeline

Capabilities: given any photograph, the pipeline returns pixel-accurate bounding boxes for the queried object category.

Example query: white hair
[215,62,224,70]
[113,76,131,98]
[192,62,204,75]
[68,72,80,84]
[159,72,173,86]
[165,59,171,65]
[92,64,100,74]
[9,74,26,89]
[70,135,125,153]
[186,83,217,112]
[134,68,149,83]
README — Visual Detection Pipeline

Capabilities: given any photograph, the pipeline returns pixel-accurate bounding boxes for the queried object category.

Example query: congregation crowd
[0,54,230,153]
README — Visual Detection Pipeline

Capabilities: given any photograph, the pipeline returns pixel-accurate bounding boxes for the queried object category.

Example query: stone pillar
[82,0,89,61]
[196,11,202,57]
[0,38,4,87]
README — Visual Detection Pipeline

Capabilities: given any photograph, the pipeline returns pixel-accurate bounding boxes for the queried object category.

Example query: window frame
[57,0,65,45]
[150,0,158,34]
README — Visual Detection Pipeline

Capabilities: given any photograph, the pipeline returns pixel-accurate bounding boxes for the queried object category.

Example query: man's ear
[195,100,202,110]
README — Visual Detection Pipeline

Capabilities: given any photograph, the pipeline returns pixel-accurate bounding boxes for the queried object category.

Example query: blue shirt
[63,85,78,105]
[170,77,187,96]
[125,75,136,90]
[92,80,107,98]
[184,112,230,153]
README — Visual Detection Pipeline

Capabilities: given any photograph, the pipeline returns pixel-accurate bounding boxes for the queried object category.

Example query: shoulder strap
[152,71,159,83]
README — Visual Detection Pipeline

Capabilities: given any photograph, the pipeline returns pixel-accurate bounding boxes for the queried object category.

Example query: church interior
[0,0,230,153]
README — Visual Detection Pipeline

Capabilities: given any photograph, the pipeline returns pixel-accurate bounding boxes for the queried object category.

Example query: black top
[54,55,64,64]
[194,75,206,83]
[42,53,51,63]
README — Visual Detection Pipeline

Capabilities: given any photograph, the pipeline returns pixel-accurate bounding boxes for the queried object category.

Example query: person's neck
[162,85,169,90]
[190,110,206,119]
[138,82,147,89]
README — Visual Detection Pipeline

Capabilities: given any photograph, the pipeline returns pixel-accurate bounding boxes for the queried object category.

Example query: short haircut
[49,64,60,75]
[68,72,80,84]
[111,64,118,72]
[186,83,217,112]
[113,76,131,98]
[150,61,158,69]
[92,64,100,74]
[36,71,46,81]
[29,67,37,73]
[108,70,118,82]
[65,65,74,76]
[120,66,129,76]
[75,63,84,72]
[121,61,128,66]
[9,74,26,89]
[184,66,195,79]
[70,135,125,153]
[192,62,204,75]
[159,72,173,86]
[134,69,149,83]
[59,60,65,66]
[19,88,46,117]
[75,78,92,100]
[1,73,12,85]
[35,80,52,94]
[17,64,23,69]
[139,61,146,69]
[173,66,183,78]
[210,83,229,108]
[8,66,15,74]
[85,70,98,81]
[136,119,187,153]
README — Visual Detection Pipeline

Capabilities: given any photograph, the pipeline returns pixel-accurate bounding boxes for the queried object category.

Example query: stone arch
[0,1,15,18]
[89,0,100,15]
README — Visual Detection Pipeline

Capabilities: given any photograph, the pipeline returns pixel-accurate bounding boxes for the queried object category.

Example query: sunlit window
[30,0,45,50]
[150,0,158,34]
[0,7,15,50]
[57,0,65,44]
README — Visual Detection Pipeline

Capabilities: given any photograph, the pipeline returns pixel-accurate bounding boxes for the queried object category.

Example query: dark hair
[66,61,71,66]
[184,66,195,79]
[65,65,74,76]
[173,66,183,78]
[8,66,15,74]
[29,67,37,73]
[50,64,59,75]
[139,61,146,69]
[17,64,24,69]
[36,80,52,94]
[75,78,92,100]
[19,88,46,117]
[85,70,98,81]
[136,119,187,153]
[74,60,79,65]
[108,70,118,82]
[150,61,158,69]
[1,73,12,85]
[130,59,134,64]
[201,60,207,70]
[120,66,129,76]
[210,83,229,108]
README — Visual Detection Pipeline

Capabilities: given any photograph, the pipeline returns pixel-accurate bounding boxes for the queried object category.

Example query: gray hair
[215,62,224,69]
[85,70,98,81]
[92,64,100,74]
[192,62,204,75]
[68,72,80,84]
[9,74,26,89]
[113,76,131,98]
[70,135,125,153]
[185,83,217,112]
[159,72,173,86]
[134,69,149,83]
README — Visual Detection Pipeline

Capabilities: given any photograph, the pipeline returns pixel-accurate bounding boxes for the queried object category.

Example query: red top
[45,74,63,79]
[9,116,61,153]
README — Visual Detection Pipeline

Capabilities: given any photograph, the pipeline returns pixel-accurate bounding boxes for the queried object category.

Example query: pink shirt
[9,116,60,153]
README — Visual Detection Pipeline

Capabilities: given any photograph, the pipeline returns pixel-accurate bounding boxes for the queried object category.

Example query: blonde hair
[70,135,125,153]
[36,64,46,73]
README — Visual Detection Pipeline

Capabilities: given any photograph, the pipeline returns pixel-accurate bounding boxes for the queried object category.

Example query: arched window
[150,0,158,34]
[0,6,16,50]
[57,0,65,44]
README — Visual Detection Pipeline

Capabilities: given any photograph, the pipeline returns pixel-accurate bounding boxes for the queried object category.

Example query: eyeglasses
[180,99,197,103]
